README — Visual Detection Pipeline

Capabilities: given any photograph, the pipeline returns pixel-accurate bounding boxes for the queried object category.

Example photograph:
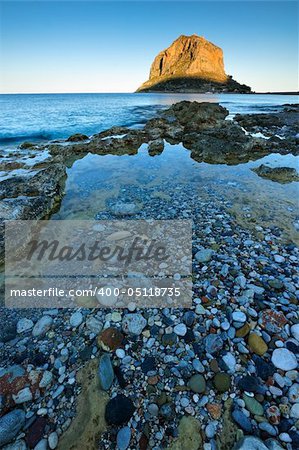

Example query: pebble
[52,385,64,399]
[160,403,175,420]
[290,403,299,419]
[205,423,216,439]
[248,333,268,356]
[288,383,299,402]
[232,311,247,323]
[2,440,27,450]
[48,432,58,449]
[173,323,187,336]
[273,373,285,388]
[69,311,83,328]
[111,312,122,323]
[236,275,247,288]
[205,334,223,354]
[234,436,268,450]
[0,410,25,447]
[192,359,205,373]
[259,422,277,436]
[221,321,230,331]
[265,439,284,450]
[195,305,206,315]
[33,439,48,450]
[122,314,147,335]
[195,248,213,263]
[98,354,114,390]
[116,349,125,359]
[271,348,297,371]
[290,324,299,341]
[243,394,264,416]
[148,403,159,416]
[180,397,189,408]
[279,433,292,443]
[116,426,131,450]
[269,386,283,396]
[238,375,259,393]
[213,373,231,393]
[17,318,34,334]
[32,316,53,337]
[184,311,195,326]
[274,255,285,263]
[110,202,138,216]
[268,279,284,290]
[236,323,250,337]
[86,317,102,334]
[222,352,236,372]
[98,327,124,351]
[232,409,253,433]
[12,387,33,404]
[188,374,206,393]
[105,394,135,425]
[39,371,53,388]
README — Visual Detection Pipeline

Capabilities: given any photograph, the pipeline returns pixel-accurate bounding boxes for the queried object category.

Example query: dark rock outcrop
[137,34,251,93]
[67,133,89,142]
[235,104,299,139]
[252,164,299,183]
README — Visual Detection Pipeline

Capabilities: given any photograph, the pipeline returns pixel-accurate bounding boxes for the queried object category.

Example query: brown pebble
[148,375,159,385]
[210,359,219,373]
[236,323,250,338]
[97,327,123,351]
[206,403,222,419]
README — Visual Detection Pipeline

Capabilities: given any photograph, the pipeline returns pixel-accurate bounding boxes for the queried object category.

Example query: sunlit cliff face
[137,34,228,92]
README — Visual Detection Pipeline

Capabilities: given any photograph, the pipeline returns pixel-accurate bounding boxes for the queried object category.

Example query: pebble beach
[0,98,298,450]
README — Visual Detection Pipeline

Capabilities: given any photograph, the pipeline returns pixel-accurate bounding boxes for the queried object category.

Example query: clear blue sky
[0,1,298,93]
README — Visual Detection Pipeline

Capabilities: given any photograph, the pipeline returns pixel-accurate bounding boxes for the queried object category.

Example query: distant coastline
[0,91,298,96]
[253,91,299,95]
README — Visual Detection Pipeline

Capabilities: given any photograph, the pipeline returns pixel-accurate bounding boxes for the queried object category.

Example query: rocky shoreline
[0,101,298,450]
[0,101,298,227]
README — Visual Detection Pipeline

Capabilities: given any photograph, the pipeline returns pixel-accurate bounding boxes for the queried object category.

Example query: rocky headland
[136,35,251,93]
[0,102,298,450]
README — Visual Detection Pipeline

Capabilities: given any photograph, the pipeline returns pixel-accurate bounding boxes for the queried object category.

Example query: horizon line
[1,91,299,95]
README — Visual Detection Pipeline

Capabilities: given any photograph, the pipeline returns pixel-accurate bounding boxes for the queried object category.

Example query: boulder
[137,34,250,93]
[67,133,89,142]
[233,436,268,450]
[105,394,135,425]
[252,164,299,183]
[0,410,25,447]
[19,141,35,149]
[167,416,202,450]
[164,101,229,129]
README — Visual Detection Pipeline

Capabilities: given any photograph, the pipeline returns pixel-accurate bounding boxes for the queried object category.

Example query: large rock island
[136,34,251,93]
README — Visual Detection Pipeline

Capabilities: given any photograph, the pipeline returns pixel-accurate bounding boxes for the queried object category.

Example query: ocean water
[1,92,298,241]
[0,92,298,147]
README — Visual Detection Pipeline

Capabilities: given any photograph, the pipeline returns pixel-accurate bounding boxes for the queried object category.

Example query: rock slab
[0,410,25,447]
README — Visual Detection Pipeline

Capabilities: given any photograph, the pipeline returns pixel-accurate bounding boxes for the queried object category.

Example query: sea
[0,92,298,147]
[0,92,298,241]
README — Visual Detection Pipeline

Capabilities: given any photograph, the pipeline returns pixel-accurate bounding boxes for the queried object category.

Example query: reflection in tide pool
[52,143,299,243]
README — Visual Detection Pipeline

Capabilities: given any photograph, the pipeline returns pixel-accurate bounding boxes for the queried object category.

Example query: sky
[0,1,298,93]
